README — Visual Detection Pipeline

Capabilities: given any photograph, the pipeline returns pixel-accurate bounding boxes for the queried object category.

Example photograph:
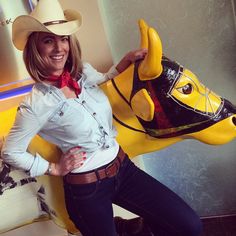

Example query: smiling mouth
[50,55,64,60]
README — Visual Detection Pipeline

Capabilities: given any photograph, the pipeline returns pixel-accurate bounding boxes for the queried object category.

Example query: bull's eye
[177,83,193,94]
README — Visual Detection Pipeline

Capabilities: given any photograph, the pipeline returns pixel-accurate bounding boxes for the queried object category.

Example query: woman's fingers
[64,146,82,158]
[66,152,86,167]
[128,48,147,63]
[58,147,87,175]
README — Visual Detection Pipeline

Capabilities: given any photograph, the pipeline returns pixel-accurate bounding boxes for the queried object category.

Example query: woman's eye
[61,37,69,42]
[44,39,53,44]
[177,83,193,94]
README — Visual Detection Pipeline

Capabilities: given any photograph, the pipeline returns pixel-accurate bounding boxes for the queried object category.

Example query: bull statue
[0,19,236,235]
[105,19,236,157]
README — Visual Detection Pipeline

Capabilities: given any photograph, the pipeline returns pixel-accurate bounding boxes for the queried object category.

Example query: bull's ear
[138,27,163,81]
[139,19,149,49]
[130,89,155,121]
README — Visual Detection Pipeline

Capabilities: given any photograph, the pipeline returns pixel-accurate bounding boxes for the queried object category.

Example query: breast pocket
[48,102,69,123]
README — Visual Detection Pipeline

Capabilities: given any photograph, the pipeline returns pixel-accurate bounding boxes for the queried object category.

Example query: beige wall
[60,0,113,72]
[0,0,114,111]
[0,0,113,94]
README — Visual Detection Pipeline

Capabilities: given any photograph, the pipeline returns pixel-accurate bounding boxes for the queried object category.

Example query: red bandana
[47,71,81,96]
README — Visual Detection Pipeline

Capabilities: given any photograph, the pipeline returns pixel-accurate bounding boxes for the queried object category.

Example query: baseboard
[200,213,236,236]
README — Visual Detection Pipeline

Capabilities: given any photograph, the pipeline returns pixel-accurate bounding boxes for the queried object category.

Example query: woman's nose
[54,41,62,51]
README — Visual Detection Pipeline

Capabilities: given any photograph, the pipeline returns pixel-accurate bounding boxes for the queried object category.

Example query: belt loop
[94,169,101,182]
[117,147,122,164]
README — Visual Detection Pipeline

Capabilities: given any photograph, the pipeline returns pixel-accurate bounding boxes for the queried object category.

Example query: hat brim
[12,9,82,50]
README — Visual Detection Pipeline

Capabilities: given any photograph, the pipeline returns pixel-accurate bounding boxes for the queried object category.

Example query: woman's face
[37,32,70,76]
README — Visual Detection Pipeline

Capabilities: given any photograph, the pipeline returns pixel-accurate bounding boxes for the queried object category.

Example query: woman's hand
[47,146,86,176]
[116,48,147,73]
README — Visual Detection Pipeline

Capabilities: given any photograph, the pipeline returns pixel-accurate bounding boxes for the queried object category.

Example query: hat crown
[30,0,66,24]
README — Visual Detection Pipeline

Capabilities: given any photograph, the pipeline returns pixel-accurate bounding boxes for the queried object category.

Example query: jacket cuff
[29,153,49,177]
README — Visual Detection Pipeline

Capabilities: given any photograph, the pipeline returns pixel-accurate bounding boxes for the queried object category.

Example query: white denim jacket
[1,63,120,177]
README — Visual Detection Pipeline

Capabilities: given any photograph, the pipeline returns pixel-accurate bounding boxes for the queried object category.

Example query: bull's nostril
[232,117,236,126]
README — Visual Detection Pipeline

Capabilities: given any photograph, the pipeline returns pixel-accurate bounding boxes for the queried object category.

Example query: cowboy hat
[12,0,82,50]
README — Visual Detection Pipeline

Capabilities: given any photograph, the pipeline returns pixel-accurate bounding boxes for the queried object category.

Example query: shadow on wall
[99,0,236,217]
[144,140,236,216]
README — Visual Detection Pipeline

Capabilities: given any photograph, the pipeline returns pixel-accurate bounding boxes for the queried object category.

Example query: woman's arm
[46,146,86,176]
[1,104,86,177]
[1,104,48,177]
[115,48,147,73]
[84,48,147,85]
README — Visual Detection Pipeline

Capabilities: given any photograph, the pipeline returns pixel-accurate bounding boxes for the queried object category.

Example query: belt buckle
[105,161,119,178]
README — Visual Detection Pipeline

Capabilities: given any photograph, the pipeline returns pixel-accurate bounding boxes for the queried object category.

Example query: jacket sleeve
[83,63,119,85]
[1,103,49,177]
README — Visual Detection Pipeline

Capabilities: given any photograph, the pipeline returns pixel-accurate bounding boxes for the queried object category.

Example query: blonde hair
[23,32,83,82]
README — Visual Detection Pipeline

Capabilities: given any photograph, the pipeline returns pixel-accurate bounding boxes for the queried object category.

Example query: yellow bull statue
[107,19,236,157]
[0,19,236,235]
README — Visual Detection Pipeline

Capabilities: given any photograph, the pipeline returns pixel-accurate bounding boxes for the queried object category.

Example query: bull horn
[139,19,149,49]
[138,26,163,81]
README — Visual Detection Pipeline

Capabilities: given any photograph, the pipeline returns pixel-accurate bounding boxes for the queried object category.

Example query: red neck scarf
[47,71,81,96]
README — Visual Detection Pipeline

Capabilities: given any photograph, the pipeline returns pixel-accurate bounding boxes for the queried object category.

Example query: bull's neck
[112,64,135,102]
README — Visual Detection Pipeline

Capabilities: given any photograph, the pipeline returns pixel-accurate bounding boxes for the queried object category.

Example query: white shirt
[1,63,120,177]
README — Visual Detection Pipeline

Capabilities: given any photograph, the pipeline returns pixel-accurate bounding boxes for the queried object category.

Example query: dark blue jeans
[63,155,202,236]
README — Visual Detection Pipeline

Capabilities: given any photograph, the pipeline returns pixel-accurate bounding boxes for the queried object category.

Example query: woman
[2,0,202,235]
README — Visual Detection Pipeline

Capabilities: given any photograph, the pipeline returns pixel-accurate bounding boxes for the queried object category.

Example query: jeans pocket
[69,181,99,200]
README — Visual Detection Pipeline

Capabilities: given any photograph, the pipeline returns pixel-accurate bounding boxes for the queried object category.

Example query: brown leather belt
[64,148,126,185]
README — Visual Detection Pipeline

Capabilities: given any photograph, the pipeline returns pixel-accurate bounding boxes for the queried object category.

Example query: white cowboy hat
[12,0,82,50]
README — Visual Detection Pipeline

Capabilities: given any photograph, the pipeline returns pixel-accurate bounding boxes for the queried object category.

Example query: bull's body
[0,19,235,235]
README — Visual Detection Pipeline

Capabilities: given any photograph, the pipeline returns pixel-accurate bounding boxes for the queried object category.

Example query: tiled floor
[114,216,236,235]
[0,221,67,236]
[1,215,236,235]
